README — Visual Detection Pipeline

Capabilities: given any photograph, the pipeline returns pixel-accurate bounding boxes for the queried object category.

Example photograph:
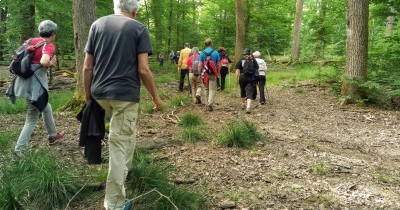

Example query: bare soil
[2,73,400,209]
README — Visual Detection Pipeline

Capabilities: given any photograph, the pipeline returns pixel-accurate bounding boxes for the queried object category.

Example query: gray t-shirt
[85,15,152,102]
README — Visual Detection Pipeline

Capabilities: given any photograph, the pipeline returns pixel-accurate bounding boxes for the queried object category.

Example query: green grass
[168,94,191,108]
[181,127,207,143]
[217,119,262,148]
[127,149,206,210]
[267,64,338,86]
[0,129,19,153]
[179,112,204,128]
[0,149,82,209]
[0,89,74,114]
[374,171,394,184]
[314,162,327,176]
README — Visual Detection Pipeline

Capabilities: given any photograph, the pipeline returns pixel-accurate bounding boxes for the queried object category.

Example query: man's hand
[152,96,162,111]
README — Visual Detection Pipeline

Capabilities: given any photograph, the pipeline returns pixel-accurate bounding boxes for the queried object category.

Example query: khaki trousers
[96,99,139,210]
[189,73,203,103]
[205,74,217,106]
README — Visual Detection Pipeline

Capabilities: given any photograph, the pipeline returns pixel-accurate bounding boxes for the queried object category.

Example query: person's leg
[97,100,139,210]
[183,69,190,93]
[239,75,247,110]
[221,70,227,91]
[14,102,40,155]
[189,73,196,103]
[179,70,185,91]
[42,103,57,137]
[259,76,266,104]
[216,77,221,90]
[208,75,217,110]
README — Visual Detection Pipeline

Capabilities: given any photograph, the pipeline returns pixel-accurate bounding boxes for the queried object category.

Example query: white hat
[253,51,261,58]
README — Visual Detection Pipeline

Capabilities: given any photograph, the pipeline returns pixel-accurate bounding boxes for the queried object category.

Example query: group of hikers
[174,39,268,113]
[4,0,268,209]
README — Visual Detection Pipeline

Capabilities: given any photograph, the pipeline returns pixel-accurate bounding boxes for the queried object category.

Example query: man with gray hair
[83,0,162,209]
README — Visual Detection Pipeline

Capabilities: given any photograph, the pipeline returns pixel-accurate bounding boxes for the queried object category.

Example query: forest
[0,0,399,209]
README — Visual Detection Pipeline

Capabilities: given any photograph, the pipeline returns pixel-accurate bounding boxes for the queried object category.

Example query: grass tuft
[179,112,204,128]
[314,162,327,176]
[0,149,82,209]
[181,127,207,143]
[127,149,206,210]
[217,119,262,148]
[0,129,19,153]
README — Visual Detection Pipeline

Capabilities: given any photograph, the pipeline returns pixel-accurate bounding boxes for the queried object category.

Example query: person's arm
[83,53,94,101]
[235,60,241,84]
[40,54,56,68]
[40,43,56,68]
[138,53,162,110]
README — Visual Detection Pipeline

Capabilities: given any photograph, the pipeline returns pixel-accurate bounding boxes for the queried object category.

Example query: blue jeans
[14,101,57,155]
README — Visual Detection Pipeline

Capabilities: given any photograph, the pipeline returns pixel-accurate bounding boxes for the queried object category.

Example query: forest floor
[1,65,400,209]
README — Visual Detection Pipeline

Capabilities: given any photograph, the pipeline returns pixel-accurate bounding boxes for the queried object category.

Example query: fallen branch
[64,179,90,210]
[121,188,179,210]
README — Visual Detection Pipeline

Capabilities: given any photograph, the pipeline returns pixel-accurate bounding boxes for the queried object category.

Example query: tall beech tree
[72,0,96,103]
[342,0,369,103]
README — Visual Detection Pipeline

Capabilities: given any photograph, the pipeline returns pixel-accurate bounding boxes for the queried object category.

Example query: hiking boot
[207,105,213,112]
[195,95,201,104]
[246,107,251,114]
[49,131,64,145]
[260,101,266,105]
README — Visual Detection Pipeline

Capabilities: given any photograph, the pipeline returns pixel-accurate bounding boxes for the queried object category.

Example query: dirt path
[139,82,400,209]
[3,77,400,209]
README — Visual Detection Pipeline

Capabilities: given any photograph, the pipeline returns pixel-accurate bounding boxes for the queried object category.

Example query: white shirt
[255,58,267,76]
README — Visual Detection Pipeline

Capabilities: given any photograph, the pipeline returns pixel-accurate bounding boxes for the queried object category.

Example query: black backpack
[9,39,46,78]
[242,59,257,76]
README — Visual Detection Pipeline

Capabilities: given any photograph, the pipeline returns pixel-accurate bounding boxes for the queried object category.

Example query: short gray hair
[191,47,199,54]
[113,0,139,14]
[38,20,57,38]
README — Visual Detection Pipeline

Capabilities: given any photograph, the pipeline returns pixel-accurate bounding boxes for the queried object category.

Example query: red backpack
[203,50,218,76]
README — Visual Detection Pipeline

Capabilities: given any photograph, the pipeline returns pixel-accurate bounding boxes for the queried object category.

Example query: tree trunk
[234,0,245,66]
[221,9,227,47]
[71,0,96,107]
[0,7,7,60]
[167,0,173,51]
[19,1,35,42]
[315,0,326,59]
[342,0,369,103]
[385,6,395,36]
[290,0,304,64]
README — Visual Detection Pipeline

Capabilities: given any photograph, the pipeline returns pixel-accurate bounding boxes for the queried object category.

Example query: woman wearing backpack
[253,51,267,104]
[235,49,259,114]
[186,47,203,104]
[6,20,64,156]
[217,47,232,91]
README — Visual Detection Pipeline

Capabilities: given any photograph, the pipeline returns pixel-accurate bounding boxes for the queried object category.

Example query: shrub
[179,112,204,128]
[0,150,82,209]
[217,119,262,148]
[127,149,206,210]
